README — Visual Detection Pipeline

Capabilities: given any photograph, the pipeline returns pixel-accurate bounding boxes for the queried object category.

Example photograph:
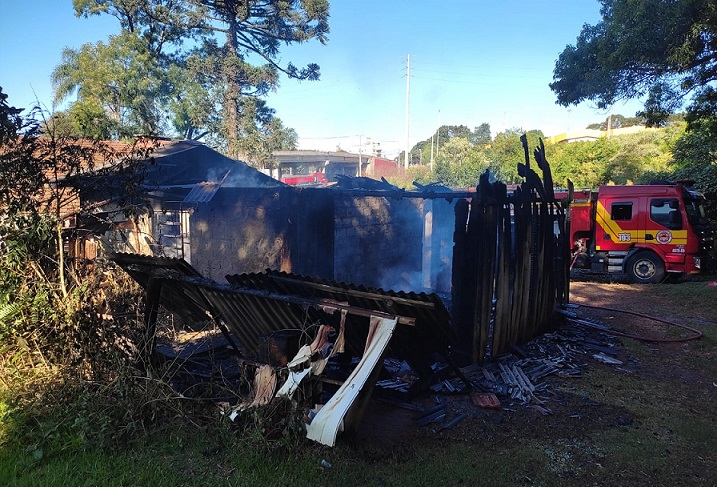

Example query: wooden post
[142,276,162,372]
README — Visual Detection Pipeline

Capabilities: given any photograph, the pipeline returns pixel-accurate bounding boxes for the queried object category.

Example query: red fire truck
[567,182,713,283]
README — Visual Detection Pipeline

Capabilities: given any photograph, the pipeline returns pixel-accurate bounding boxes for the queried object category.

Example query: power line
[410,67,540,80]
[411,59,544,72]
[299,135,355,140]
[409,74,536,85]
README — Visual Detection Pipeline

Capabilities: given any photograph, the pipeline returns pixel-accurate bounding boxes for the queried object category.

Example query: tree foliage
[486,129,544,183]
[60,0,329,166]
[1,88,223,453]
[586,114,645,131]
[434,138,490,188]
[670,126,717,222]
[684,86,717,137]
[0,89,44,215]
[1,87,154,300]
[401,125,553,187]
[402,120,691,195]
[409,123,493,168]
[551,0,717,126]
[53,33,168,138]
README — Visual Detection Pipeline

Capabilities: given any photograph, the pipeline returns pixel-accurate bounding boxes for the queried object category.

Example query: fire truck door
[648,197,686,264]
[595,196,641,251]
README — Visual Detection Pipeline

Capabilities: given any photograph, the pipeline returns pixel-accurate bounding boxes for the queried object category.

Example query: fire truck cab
[569,182,713,283]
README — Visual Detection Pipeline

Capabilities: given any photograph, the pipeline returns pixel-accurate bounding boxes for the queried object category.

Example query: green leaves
[61,0,329,164]
[434,138,490,188]
[551,0,717,121]
[52,33,169,138]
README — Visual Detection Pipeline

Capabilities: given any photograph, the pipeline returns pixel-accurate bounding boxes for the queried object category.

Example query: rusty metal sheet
[109,254,453,381]
[225,271,454,360]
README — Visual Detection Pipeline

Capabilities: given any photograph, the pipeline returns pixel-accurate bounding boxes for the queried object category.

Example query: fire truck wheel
[626,251,665,284]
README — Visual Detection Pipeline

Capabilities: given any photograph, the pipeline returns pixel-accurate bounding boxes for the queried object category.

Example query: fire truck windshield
[683,194,708,226]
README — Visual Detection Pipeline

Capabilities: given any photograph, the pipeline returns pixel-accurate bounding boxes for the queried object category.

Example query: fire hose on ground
[564,303,704,343]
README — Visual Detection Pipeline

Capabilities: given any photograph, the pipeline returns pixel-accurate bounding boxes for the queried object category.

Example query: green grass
[0,431,326,487]
[2,279,717,486]
[2,412,716,487]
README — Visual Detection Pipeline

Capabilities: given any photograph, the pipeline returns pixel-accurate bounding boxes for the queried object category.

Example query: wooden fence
[451,136,571,364]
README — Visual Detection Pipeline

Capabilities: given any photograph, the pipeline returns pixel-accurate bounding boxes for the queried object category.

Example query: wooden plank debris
[306,316,398,447]
[459,323,617,406]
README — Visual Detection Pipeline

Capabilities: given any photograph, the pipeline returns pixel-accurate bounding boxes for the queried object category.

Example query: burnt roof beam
[182,276,417,326]
[267,274,435,309]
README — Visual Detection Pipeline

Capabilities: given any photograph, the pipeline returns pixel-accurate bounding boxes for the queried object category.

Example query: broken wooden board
[230,364,277,418]
[306,316,397,446]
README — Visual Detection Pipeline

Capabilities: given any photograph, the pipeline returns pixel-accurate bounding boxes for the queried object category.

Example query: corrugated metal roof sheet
[108,254,455,376]
[108,252,201,284]
[183,181,222,203]
[108,252,210,325]
[225,271,454,359]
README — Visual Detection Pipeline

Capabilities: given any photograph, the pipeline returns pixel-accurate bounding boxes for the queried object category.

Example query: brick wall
[187,187,456,293]
[190,188,292,281]
[333,194,425,290]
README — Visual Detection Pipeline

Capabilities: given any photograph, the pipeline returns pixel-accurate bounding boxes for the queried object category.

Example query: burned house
[83,140,283,262]
[73,140,457,295]
[80,135,570,446]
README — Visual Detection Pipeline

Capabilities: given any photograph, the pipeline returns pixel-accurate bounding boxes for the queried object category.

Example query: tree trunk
[57,220,68,299]
[224,17,241,160]
[131,215,142,254]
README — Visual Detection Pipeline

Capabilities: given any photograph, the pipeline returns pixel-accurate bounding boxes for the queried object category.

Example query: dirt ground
[348,275,717,451]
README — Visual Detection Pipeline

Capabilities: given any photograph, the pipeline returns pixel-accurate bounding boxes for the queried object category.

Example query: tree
[434,138,489,188]
[1,87,153,298]
[0,88,44,215]
[486,129,543,183]
[410,123,493,167]
[683,86,717,137]
[232,97,298,167]
[546,138,619,188]
[551,0,717,126]
[670,126,717,222]
[72,0,329,160]
[53,33,169,138]
[472,123,492,145]
[586,114,646,131]
[602,131,674,185]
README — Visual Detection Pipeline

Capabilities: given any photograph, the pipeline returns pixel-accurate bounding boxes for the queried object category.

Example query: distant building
[271,150,402,184]
[547,125,657,144]
[272,150,368,184]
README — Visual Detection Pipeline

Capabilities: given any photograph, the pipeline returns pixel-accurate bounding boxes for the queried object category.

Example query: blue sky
[1,1,645,158]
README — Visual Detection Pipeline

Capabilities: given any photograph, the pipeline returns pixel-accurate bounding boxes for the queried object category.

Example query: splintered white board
[306,316,398,446]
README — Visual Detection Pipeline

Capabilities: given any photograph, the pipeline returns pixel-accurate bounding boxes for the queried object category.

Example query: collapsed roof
[109,252,456,445]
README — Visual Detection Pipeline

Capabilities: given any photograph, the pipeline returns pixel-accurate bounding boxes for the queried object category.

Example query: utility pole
[358,134,362,166]
[436,110,441,163]
[430,134,434,171]
[358,135,370,175]
[404,54,410,170]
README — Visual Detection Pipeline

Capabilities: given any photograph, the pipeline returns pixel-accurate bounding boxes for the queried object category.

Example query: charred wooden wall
[190,187,335,281]
[333,194,425,290]
[451,138,571,365]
